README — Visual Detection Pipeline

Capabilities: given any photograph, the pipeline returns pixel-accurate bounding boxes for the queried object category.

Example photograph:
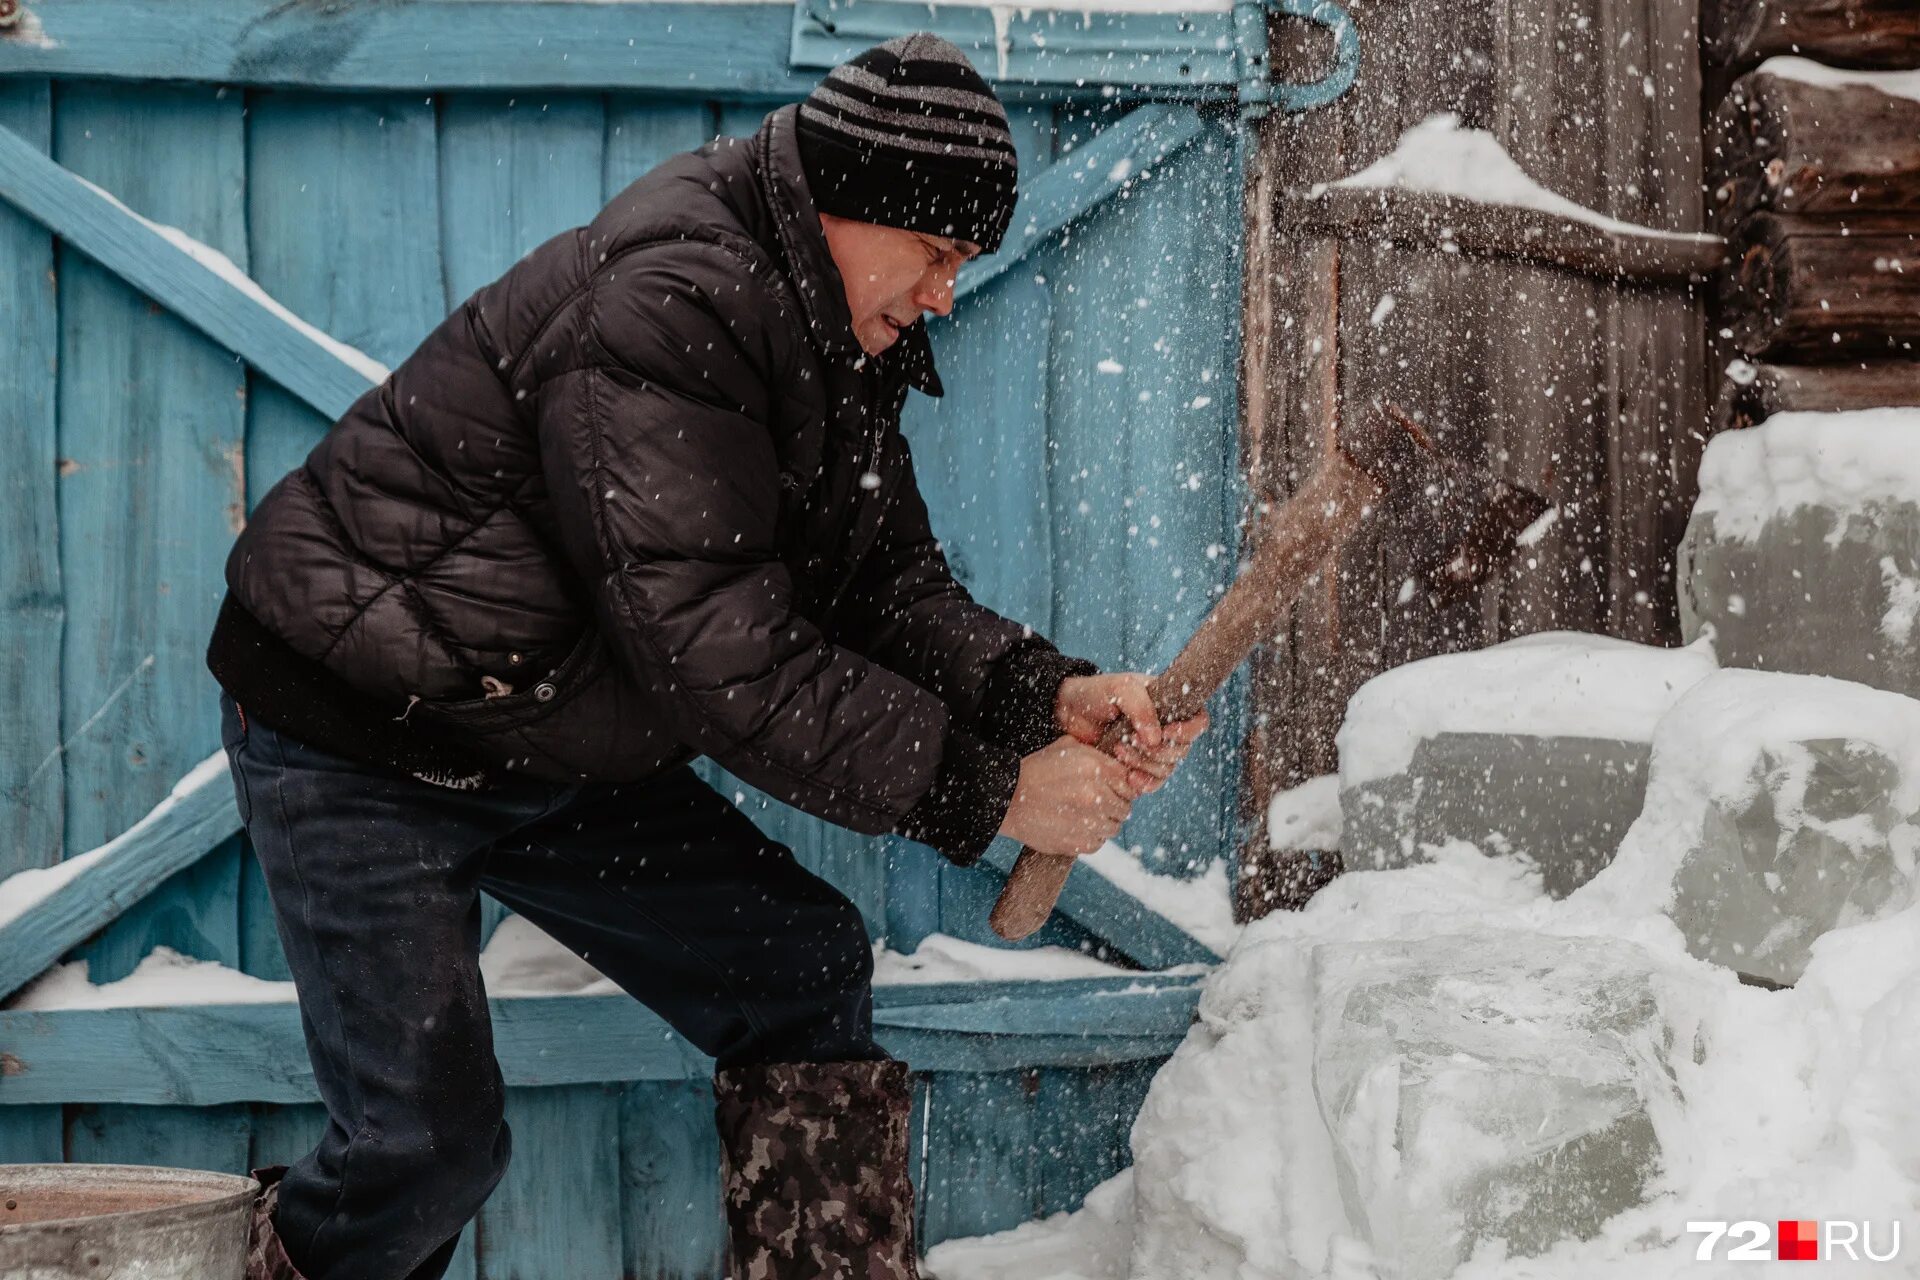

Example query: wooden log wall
[1708,16,1920,434]
[1236,0,1709,917]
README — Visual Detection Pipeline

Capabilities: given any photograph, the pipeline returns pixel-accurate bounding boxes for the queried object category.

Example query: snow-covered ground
[928,838,1920,1279]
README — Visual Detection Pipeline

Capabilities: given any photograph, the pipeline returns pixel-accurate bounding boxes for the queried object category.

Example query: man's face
[819,212,981,356]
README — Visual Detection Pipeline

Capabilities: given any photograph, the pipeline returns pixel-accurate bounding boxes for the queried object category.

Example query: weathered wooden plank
[1711,359,1920,434]
[0,756,237,1003]
[1114,119,1244,880]
[476,1085,625,1280]
[0,0,818,96]
[1713,66,1920,235]
[0,80,62,892]
[438,92,608,308]
[0,1106,63,1162]
[0,123,375,422]
[1029,1059,1156,1215]
[918,1070,1036,1246]
[1287,188,1725,281]
[618,1080,725,1280]
[791,0,1239,91]
[0,981,1197,1105]
[957,105,1207,301]
[0,83,72,1163]
[1044,105,1208,883]
[238,89,447,980]
[602,99,716,203]
[50,84,250,987]
[1705,0,1920,73]
[65,1100,252,1175]
[1722,212,1920,360]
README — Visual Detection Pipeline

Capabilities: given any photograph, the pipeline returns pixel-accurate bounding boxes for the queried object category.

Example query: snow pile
[1317,113,1721,247]
[921,1167,1139,1280]
[1079,843,1239,956]
[479,914,621,996]
[9,947,293,1010]
[1691,408,1920,543]
[1575,670,1920,986]
[0,848,111,933]
[1336,631,1717,787]
[1266,774,1343,851]
[928,837,1920,1278]
[1756,55,1920,105]
[873,932,1135,984]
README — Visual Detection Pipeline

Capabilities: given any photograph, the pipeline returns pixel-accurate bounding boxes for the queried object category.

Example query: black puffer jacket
[207,103,1094,864]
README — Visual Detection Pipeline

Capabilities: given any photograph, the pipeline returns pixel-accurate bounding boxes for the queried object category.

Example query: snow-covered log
[1712,60,1920,233]
[1710,358,1920,435]
[1706,0,1920,73]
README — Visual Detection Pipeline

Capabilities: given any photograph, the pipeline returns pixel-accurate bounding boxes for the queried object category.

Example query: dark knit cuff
[973,638,1100,758]
[894,726,1021,867]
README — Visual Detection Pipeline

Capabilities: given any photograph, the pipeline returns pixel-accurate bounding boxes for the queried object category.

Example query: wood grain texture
[0,0,818,95]
[618,1080,725,1280]
[0,81,62,890]
[958,104,1206,300]
[1712,68,1920,234]
[1242,0,1708,905]
[0,758,237,1002]
[0,122,373,421]
[1721,212,1920,359]
[1288,188,1724,280]
[50,84,250,987]
[1710,359,1920,433]
[476,1085,626,1279]
[1705,0,1920,73]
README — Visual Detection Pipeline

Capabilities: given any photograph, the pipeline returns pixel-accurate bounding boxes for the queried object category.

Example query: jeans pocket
[218,693,255,826]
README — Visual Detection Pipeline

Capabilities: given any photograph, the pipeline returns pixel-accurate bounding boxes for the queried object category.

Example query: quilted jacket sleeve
[533,240,1015,864]
[831,435,1099,758]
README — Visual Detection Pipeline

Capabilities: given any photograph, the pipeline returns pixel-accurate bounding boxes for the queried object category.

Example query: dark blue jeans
[218,690,884,1280]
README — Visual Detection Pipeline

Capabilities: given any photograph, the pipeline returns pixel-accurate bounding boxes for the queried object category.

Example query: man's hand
[1056,673,1210,796]
[999,737,1135,857]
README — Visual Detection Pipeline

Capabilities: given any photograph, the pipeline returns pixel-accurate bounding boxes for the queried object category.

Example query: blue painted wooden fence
[0,2,1254,1271]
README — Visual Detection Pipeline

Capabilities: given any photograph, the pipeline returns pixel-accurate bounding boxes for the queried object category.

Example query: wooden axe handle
[990,462,1370,941]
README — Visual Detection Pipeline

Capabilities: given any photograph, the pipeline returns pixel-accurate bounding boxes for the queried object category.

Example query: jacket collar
[753,104,945,399]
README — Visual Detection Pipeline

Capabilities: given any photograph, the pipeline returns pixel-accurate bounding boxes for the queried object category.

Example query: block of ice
[1336,633,1716,896]
[1582,669,1920,986]
[1680,408,1920,699]
[1311,931,1693,1279]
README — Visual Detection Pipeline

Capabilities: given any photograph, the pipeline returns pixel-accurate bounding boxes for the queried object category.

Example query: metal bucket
[0,1163,258,1279]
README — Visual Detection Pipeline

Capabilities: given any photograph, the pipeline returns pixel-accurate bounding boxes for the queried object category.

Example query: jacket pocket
[413,629,607,734]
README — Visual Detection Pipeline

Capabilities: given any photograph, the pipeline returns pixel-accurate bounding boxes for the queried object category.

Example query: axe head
[1338,402,1553,592]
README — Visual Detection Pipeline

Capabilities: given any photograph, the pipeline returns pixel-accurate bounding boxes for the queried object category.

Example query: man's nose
[915,270,956,318]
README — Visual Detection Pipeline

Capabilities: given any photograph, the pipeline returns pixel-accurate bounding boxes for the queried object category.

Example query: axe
[988,402,1552,941]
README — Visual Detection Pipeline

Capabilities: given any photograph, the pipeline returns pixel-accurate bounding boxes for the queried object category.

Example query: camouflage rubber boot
[712,1059,921,1280]
[245,1166,311,1280]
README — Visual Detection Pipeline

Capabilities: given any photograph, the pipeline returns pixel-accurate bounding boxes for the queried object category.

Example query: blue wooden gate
[0,1,1297,1271]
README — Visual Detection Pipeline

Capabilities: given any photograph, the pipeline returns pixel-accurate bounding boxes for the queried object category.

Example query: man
[210,32,1207,1280]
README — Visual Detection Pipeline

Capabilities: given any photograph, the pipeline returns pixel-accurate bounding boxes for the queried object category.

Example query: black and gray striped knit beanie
[796,34,1019,254]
